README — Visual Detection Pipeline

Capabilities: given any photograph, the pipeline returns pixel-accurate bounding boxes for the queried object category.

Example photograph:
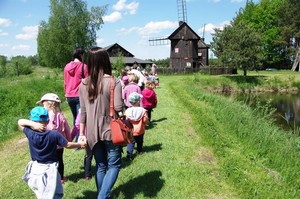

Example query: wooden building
[168,22,209,69]
[104,43,152,68]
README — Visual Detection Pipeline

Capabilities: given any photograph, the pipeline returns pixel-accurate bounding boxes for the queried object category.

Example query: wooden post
[16,61,19,76]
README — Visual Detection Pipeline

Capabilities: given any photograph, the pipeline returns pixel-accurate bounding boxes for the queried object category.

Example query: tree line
[210,0,300,75]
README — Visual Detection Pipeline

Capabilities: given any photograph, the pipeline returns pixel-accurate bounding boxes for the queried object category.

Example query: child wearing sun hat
[36,93,71,184]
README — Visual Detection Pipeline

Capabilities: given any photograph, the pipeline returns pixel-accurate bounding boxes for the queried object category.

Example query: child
[122,73,142,108]
[124,92,148,160]
[142,81,157,123]
[70,109,93,181]
[18,106,85,199]
[36,93,71,184]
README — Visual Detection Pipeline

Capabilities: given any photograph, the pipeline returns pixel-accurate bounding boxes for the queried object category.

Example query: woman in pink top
[64,48,88,137]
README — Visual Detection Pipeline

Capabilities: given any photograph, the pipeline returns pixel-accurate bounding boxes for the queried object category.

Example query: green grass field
[1,68,300,198]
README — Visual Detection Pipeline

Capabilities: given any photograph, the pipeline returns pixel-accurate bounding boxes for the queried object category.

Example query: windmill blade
[149,37,170,46]
[177,0,187,25]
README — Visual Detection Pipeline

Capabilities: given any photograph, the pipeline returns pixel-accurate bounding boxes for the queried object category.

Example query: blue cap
[29,106,49,122]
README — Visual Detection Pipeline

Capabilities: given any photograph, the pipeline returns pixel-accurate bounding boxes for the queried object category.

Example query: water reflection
[222,92,300,131]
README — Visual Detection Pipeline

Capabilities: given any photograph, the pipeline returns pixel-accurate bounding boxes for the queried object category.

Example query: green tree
[278,0,300,69]
[235,0,287,69]
[37,0,107,68]
[111,52,125,77]
[211,21,261,76]
[0,55,7,77]
[8,56,32,76]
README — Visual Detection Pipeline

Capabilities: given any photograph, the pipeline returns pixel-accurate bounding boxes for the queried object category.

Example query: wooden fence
[156,67,237,75]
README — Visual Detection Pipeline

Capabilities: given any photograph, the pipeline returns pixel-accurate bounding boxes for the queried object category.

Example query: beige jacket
[79,76,123,151]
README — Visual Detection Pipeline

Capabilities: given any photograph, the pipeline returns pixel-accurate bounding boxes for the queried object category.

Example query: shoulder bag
[109,77,133,146]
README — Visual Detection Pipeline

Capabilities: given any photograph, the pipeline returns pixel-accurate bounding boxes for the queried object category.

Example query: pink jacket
[64,60,88,97]
[70,111,87,140]
[47,112,71,148]
[122,82,142,107]
[142,88,157,108]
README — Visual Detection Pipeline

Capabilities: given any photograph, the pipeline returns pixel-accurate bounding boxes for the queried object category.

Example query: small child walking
[18,106,85,199]
[70,109,93,180]
[142,81,157,123]
[122,73,142,108]
[37,93,72,184]
[124,92,148,160]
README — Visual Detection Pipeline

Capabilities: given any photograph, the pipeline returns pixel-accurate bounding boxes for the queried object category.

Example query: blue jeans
[66,97,80,141]
[93,141,122,199]
[66,97,80,124]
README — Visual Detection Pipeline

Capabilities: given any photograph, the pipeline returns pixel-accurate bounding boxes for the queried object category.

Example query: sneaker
[61,176,67,184]
[126,154,133,161]
[85,176,92,181]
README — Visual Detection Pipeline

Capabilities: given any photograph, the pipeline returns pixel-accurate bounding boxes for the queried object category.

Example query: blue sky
[0,0,257,60]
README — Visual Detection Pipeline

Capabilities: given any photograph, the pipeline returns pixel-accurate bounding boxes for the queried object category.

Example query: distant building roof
[104,43,153,66]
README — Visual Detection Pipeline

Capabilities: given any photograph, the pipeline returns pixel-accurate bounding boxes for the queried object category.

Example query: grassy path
[0,75,236,199]
[2,70,300,198]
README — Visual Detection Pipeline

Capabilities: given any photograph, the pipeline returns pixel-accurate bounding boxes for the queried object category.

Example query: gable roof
[168,22,200,40]
[104,43,134,57]
[198,38,210,48]
[103,43,153,66]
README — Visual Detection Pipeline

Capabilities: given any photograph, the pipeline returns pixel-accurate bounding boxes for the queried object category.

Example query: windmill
[149,0,210,69]
[148,0,187,46]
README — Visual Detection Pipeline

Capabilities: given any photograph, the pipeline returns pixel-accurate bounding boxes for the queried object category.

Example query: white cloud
[11,44,30,51]
[96,38,105,46]
[0,44,9,48]
[113,0,139,15]
[198,21,230,35]
[231,0,243,2]
[138,21,178,36]
[103,11,122,23]
[0,18,12,27]
[116,21,177,37]
[0,29,8,36]
[117,26,139,35]
[15,25,38,40]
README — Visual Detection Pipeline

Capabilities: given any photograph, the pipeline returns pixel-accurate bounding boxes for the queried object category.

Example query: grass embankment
[1,69,300,198]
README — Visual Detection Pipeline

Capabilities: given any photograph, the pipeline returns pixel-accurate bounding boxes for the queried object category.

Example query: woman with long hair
[78,47,123,199]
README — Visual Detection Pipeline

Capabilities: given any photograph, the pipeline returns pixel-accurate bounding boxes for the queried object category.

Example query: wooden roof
[103,43,134,57]
[168,22,200,40]
[103,43,153,65]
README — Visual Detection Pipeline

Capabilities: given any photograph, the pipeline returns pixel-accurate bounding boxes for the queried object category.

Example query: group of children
[18,93,90,198]
[121,68,158,160]
[18,66,158,198]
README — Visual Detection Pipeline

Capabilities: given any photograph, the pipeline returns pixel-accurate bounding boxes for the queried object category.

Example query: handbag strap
[81,62,85,79]
[109,76,115,118]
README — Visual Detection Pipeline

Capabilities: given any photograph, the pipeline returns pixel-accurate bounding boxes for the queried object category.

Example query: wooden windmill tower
[149,0,209,70]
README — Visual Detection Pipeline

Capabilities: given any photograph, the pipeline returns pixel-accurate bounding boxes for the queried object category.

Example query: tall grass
[0,67,66,147]
[169,74,300,198]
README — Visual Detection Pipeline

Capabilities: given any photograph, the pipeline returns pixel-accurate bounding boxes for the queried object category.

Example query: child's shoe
[61,176,67,184]
[126,154,133,161]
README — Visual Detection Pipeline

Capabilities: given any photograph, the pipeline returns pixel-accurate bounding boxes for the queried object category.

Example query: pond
[223,92,300,131]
